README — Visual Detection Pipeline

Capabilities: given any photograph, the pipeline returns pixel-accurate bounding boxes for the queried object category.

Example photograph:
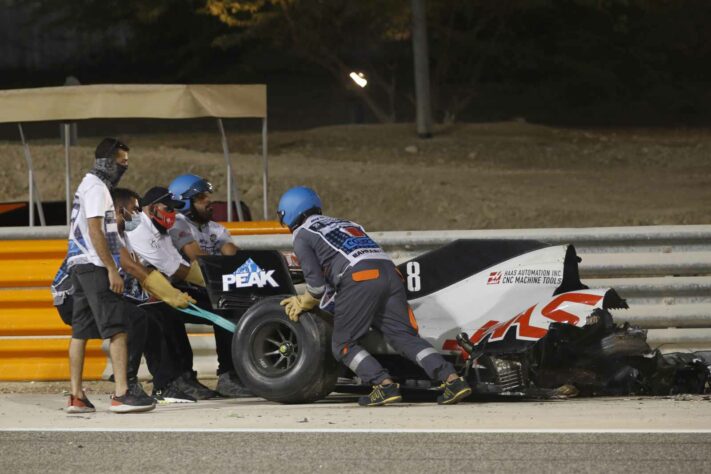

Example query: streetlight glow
[349,71,367,88]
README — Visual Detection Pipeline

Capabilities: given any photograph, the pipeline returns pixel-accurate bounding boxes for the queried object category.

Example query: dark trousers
[138,302,194,389]
[332,260,456,385]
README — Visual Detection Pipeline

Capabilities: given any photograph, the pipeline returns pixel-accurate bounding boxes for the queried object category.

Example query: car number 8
[406,261,421,292]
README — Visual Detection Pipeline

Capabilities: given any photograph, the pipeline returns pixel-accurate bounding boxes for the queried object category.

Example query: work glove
[280,292,320,322]
[185,261,206,287]
[142,270,196,309]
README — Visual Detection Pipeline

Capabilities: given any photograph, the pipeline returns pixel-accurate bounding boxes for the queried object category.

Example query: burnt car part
[456,309,710,397]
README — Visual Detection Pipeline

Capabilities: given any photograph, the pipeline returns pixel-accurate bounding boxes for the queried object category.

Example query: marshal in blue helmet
[276,186,322,230]
[276,186,472,407]
[168,174,215,221]
[167,173,247,398]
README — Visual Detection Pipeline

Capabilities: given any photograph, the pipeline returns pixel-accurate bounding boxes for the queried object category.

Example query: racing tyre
[231,296,339,403]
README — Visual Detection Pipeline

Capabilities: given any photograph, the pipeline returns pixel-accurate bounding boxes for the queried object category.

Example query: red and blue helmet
[169,174,214,214]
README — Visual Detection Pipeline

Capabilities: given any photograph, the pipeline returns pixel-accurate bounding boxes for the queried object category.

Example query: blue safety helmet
[169,174,214,214]
[277,186,322,230]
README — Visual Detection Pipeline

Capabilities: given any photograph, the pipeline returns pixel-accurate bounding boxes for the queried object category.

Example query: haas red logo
[442,292,604,359]
[487,271,502,285]
[342,226,366,237]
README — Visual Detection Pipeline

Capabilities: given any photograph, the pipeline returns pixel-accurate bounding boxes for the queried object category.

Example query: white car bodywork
[367,245,613,356]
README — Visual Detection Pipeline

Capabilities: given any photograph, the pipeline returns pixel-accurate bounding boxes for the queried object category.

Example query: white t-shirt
[169,213,232,256]
[126,211,189,277]
[66,173,121,268]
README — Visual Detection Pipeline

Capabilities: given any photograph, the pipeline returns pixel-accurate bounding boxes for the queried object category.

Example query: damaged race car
[195,240,711,403]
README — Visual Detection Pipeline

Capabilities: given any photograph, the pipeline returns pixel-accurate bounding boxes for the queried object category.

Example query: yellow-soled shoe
[358,383,402,406]
[437,377,472,405]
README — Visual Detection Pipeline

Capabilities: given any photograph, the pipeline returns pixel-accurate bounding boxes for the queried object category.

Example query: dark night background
[1,0,710,130]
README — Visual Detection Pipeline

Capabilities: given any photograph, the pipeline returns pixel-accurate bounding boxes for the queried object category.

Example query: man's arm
[129,224,190,280]
[87,217,123,294]
[172,264,191,281]
[216,226,238,256]
[171,252,205,286]
[280,233,324,321]
[180,241,205,262]
[118,247,150,282]
[221,241,238,256]
[120,247,195,308]
[294,235,326,298]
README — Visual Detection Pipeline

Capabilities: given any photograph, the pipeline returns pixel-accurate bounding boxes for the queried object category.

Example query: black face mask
[90,157,127,189]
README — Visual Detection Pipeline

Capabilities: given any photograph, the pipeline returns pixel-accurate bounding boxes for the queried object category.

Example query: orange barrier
[0,338,104,381]
[0,258,64,287]
[0,288,53,308]
[220,220,289,235]
[0,308,69,337]
[0,220,288,381]
[0,239,67,259]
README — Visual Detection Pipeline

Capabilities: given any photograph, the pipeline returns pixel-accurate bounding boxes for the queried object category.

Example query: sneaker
[437,376,472,405]
[152,380,197,404]
[216,371,253,398]
[110,392,156,413]
[66,393,96,413]
[174,371,220,400]
[127,379,153,402]
[358,383,402,407]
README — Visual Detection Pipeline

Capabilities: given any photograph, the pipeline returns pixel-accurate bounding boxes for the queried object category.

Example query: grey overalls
[293,215,456,384]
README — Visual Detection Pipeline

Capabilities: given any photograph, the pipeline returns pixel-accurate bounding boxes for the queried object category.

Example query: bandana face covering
[91,157,127,189]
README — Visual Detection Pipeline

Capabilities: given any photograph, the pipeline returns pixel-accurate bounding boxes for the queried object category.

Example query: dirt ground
[1,121,710,230]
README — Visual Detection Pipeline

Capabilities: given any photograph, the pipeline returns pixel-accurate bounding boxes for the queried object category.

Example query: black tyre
[231,296,338,403]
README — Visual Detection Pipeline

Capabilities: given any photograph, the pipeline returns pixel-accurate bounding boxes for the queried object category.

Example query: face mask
[151,207,176,231]
[124,215,140,232]
[92,158,127,188]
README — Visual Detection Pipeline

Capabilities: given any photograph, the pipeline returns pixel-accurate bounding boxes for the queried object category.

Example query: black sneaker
[358,383,402,407]
[152,380,197,404]
[437,376,472,405]
[127,379,153,404]
[216,371,253,398]
[110,392,156,413]
[174,371,220,400]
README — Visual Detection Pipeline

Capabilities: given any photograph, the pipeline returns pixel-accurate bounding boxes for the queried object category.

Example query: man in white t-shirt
[168,174,251,397]
[127,186,224,400]
[64,138,155,413]
[53,187,196,406]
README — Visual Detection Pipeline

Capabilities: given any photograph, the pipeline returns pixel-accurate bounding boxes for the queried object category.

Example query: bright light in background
[349,71,367,88]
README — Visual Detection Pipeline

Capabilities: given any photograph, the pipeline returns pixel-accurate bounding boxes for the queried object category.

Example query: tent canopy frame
[0,84,268,225]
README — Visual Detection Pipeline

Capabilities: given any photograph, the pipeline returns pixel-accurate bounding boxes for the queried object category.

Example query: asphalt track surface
[1,393,710,473]
[2,431,711,473]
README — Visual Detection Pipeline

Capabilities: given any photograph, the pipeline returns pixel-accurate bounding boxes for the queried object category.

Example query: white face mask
[124,215,140,232]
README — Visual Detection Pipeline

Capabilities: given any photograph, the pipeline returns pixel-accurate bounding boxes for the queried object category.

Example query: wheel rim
[250,320,300,377]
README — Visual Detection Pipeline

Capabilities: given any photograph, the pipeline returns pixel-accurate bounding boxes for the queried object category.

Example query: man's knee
[109,331,127,343]
[331,340,349,361]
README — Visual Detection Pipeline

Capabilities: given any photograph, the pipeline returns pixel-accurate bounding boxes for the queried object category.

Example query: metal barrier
[1,224,710,381]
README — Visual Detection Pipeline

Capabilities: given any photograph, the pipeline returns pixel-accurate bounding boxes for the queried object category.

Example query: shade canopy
[0,84,267,123]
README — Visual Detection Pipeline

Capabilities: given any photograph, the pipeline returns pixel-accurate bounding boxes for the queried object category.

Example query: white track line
[2,428,711,434]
